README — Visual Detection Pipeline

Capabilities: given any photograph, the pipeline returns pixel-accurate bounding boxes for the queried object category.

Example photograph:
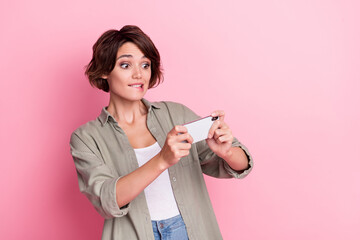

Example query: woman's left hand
[206,110,233,159]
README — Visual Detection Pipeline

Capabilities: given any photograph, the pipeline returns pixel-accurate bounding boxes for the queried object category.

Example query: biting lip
[128,83,144,88]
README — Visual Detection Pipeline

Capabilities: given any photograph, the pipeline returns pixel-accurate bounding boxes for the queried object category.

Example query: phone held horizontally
[182,116,219,143]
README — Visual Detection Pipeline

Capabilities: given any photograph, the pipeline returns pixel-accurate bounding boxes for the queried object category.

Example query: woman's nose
[132,66,142,79]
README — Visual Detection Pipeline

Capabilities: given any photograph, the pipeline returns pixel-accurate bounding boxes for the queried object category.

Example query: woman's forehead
[116,42,147,59]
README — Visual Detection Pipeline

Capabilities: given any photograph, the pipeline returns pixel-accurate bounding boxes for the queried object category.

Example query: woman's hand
[158,125,193,169]
[206,110,234,159]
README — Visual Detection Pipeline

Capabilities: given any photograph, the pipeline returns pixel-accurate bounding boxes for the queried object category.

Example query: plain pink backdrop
[1,0,359,239]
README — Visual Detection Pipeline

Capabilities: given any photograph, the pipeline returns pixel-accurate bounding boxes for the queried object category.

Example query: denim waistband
[152,214,189,240]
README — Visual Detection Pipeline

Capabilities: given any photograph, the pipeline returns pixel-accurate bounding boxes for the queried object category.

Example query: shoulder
[72,118,101,137]
[153,100,200,123]
[70,118,102,149]
[157,101,188,111]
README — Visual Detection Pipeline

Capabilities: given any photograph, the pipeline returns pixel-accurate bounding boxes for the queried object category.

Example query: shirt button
[173,177,176,182]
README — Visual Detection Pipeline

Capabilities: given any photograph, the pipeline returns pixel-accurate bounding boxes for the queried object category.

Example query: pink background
[1,0,359,239]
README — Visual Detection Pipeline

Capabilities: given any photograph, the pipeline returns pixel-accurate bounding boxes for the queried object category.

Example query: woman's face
[104,42,151,102]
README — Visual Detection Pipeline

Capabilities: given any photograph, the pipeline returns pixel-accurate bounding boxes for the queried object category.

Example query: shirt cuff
[100,177,130,218]
[223,144,254,179]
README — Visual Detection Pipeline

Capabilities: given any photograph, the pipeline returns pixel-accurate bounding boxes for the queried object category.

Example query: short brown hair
[85,25,163,92]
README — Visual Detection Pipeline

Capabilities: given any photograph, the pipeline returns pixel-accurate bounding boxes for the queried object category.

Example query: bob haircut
[85,25,163,92]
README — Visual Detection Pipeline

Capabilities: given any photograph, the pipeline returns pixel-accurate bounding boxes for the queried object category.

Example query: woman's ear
[102,75,108,80]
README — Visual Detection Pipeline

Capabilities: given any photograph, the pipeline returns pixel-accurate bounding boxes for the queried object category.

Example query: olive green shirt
[70,99,253,240]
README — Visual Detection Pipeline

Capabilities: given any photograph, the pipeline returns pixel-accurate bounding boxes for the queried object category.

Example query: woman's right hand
[158,125,193,169]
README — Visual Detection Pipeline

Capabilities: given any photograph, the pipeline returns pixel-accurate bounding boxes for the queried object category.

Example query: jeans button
[159,223,164,229]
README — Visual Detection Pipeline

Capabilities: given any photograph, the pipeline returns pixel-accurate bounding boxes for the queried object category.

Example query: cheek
[146,70,152,79]
[143,71,152,84]
[107,77,126,92]
[108,72,127,84]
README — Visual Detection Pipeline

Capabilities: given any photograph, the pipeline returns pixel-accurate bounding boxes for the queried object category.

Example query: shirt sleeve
[179,103,254,179]
[70,131,130,219]
[196,136,253,179]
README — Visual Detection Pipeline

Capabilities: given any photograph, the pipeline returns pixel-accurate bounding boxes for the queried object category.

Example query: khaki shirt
[70,99,253,240]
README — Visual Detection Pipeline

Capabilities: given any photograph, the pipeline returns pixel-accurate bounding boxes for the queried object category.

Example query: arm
[197,109,253,179]
[114,154,165,208]
[70,126,193,218]
[115,125,193,208]
[162,101,253,179]
[206,110,249,171]
[70,132,125,219]
[218,146,249,171]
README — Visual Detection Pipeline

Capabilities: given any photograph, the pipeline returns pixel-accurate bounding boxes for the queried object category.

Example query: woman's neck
[106,96,147,125]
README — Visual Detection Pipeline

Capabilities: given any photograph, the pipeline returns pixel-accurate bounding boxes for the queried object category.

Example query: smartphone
[182,116,219,143]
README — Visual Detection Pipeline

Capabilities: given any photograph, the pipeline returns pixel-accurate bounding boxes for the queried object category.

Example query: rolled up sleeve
[196,136,253,179]
[70,132,129,219]
[222,139,253,179]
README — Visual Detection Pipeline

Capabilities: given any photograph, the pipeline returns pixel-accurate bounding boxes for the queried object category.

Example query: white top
[134,142,180,220]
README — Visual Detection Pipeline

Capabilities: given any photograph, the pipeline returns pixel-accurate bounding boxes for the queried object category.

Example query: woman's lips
[128,83,143,88]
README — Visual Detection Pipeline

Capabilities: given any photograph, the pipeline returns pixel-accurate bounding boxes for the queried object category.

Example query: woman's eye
[142,63,150,69]
[120,63,129,69]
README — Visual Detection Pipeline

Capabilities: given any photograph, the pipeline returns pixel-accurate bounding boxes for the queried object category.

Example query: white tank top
[134,142,180,220]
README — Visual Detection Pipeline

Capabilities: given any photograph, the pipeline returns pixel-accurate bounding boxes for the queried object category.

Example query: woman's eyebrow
[117,55,148,60]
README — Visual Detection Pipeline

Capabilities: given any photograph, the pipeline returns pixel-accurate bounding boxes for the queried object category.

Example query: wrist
[222,147,249,171]
[153,153,170,172]
[219,149,233,162]
[215,148,233,161]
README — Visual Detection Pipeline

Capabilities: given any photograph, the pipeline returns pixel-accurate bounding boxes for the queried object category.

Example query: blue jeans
[152,215,189,240]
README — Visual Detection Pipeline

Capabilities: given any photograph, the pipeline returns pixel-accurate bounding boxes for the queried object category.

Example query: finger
[171,148,191,160]
[219,121,229,129]
[211,110,226,121]
[212,128,233,143]
[169,125,188,136]
[176,133,194,144]
[217,134,233,144]
[177,142,192,150]
[213,128,230,140]
[208,120,221,139]
[178,150,190,158]
[211,120,230,138]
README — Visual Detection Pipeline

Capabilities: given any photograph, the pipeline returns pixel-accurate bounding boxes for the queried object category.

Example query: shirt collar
[98,98,161,126]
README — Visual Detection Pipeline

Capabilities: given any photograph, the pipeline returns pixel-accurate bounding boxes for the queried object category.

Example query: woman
[70,25,253,240]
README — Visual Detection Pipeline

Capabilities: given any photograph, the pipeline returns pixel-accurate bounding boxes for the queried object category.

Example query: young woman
[70,25,253,240]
